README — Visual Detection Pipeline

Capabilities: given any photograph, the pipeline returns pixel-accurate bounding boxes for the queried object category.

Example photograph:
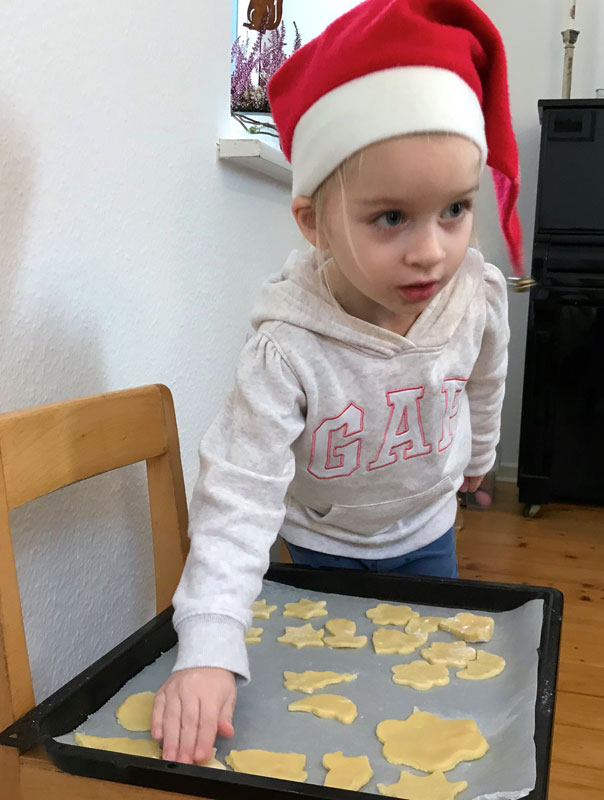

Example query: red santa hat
[268,0,524,276]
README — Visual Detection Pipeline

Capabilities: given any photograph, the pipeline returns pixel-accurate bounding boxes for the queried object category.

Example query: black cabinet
[518,100,604,512]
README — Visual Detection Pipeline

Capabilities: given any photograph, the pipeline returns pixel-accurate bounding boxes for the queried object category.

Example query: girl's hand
[459,474,486,494]
[151,667,236,765]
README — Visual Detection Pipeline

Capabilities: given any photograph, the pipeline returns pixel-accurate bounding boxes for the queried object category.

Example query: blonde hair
[310,133,481,289]
[312,152,362,297]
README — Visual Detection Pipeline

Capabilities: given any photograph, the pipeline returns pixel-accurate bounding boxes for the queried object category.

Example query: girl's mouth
[398,282,438,302]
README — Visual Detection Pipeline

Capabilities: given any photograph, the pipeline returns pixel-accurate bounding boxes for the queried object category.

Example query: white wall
[0,0,299,701]
[1,0,602,701]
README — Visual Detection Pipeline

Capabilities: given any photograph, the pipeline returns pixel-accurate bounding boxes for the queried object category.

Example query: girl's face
[306,134,481,335]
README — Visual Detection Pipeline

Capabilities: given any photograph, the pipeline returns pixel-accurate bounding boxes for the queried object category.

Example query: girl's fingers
[217,692,236,739]
[160,692,183,762]
[193,708,219,765]
[150,692,166,741]
[153,669,236,764]
[468,476,484,492]
[176,695,201,764]
[460,475,485,494]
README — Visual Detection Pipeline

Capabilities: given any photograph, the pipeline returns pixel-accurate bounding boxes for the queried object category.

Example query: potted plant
[231,1,301,138]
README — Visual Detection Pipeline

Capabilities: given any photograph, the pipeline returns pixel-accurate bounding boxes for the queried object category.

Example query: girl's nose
[403,224,446,271]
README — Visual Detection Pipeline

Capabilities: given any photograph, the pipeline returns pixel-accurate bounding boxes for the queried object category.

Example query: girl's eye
[373,201,472,228]
[376,210,403,228]
[443,201,471,219]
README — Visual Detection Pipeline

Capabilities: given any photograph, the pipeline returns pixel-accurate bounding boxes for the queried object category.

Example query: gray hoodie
[172,247,509,681]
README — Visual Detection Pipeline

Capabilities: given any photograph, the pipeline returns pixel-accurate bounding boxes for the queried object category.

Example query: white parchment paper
[57,578,544,798]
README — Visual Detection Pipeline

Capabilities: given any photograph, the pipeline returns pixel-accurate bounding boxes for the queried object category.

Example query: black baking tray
[0,563,563,799]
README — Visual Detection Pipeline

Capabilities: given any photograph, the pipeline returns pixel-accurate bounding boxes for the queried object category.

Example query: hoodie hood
[251,247,486,358]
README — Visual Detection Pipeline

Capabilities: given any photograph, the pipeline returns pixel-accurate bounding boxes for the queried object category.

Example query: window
[231,1,357,115]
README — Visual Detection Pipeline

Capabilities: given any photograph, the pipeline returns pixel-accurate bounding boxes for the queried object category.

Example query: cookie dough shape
[324,618,368,649]
[245,627,263,644]
[251,599,277,619]
[373,628,427,655]
[457,650,505,680]
[115,691,155,732]
[278,623,325,648]
[197,748,227,770]
[74,733,160,759]
[392,661,450,690]
[376,709,489,771]
[377,770,468,799]
[405,616,443,636]
[439,612,494,642]
[283,670,357,694]
[283,598,328,619]
[323,751,373,791]
[420,640,477,667]
[288,694,358,724]
[225,749,307,782]
[366,603,419,626]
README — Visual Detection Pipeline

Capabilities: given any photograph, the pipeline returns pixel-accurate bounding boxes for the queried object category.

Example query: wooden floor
[457,482,604,799]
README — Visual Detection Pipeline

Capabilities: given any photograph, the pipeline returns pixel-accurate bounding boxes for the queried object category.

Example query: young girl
[152,0,524,765]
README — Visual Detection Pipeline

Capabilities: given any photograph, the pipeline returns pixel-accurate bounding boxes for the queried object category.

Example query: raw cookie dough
[288,694,358,724]
[324,618,368,649]
[376,709,489,771]
[74,733,160,759]
[251,599,277,619]
[366,603,419,626]
[283,670,357,694]
[392,661,450,690]
[456,649,505,680]
[245,627,263,644]
[373,628,427,655]
[439,612,494,642]
[277,623,325,648]
[115,691,155,732]
[225,749,307,782]
[196,748,227,770]
[283,598,328,619]
[420,640,477,667]
[323,751,373,790]
[405,616,443,636]
[377,769,468,799]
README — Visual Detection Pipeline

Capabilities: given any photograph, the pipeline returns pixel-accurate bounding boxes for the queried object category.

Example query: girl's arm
[172,332,306,681]
[153,333,305,764]
[465,263,510,477]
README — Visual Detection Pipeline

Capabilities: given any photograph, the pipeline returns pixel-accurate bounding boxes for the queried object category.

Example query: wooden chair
[0,385,206,800]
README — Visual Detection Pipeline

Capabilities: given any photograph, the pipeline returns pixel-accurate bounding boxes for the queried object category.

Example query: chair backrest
[0,384,189,730]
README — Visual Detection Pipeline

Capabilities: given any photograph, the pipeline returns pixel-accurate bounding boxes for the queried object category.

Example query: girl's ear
[291,196,320,246]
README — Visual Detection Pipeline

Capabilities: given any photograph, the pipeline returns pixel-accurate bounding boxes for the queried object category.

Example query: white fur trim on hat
[291,66,487,197]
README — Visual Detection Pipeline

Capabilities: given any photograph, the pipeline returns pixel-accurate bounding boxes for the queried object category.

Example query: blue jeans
[285,526,458,579]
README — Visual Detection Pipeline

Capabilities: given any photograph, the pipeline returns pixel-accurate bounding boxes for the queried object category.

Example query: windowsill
[217,137,292,186]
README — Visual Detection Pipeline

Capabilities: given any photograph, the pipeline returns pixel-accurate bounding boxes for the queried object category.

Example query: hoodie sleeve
[464,263,510,477]
[172,332,306,682]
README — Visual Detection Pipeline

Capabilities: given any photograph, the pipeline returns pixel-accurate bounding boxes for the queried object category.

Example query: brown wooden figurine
[243,0,283,31]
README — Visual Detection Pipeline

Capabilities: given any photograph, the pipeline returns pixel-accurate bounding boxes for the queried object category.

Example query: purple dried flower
[293,22,302,52]
[231,16,302,113]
